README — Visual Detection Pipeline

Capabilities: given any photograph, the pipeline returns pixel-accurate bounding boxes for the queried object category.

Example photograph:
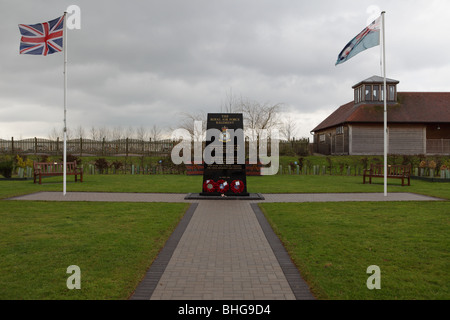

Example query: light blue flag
[336,16,381,65]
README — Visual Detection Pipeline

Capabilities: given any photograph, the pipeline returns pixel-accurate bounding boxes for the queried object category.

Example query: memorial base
[185,193,264,200]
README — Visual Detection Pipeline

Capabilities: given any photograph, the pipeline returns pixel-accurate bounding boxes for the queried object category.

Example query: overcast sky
[1,0,449,140]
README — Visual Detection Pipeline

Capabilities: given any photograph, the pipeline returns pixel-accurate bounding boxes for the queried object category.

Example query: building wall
[331,126,349,155]
[350,124,426,155]
[313,126,350,155]
[314,123,449,155]
[389,125,426,154]
[350,124,384,155]
[426,124,450,154]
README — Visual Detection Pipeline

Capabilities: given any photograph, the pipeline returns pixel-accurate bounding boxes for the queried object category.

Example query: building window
[336,126,344,135]
[319,134,325,143]
[365,85,372,101]
[389,85,396,101]
[373,85,379,101]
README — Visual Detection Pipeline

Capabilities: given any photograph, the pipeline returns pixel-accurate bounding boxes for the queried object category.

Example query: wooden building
[311,76,450,155]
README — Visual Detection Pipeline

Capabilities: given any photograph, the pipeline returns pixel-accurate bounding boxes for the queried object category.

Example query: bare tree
[98,126,109,141]
[149,124,162,141]
[48,126,60,140]
[176,110,207,138]
[279,116,298,141]
[176,93,282,142]
[136,125,147,141]
[220,87,240,113]
[237,98,282,138]
[89,126,98,141]
[76,125,85,139]
[48,126,72,140]
[111,126,123,141]
[125,126,135,139]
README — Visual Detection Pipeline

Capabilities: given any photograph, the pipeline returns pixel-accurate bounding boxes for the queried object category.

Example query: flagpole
[381,11,387,197]
[63,12,67,196]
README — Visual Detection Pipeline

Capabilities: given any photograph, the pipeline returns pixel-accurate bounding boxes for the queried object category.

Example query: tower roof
[352,75,399,88]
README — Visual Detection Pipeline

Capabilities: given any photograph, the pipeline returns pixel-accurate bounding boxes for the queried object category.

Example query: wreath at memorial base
[203,179,217,193]
[217,179,229,193]
[230,179,245,193]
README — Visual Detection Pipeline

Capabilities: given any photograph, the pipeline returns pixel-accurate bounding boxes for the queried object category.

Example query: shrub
[62,154,81,164]
[111,160,123,172]
[360,157,369,170]
[297,157,304,171]
[428,160,436,169]
[0,160,13,178]
[15,155,34,168]
[94,158,109,174]
[401,155,414,166]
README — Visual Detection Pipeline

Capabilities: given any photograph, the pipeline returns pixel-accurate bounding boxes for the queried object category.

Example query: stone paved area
[8,191,442,300]
[10,191,441,203]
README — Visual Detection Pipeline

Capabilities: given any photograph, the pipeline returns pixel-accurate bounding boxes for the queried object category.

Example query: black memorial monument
[200,113,249,197]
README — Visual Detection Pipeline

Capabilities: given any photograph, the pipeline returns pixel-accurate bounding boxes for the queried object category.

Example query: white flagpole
[381,11,387,197]
[63,12,67,196]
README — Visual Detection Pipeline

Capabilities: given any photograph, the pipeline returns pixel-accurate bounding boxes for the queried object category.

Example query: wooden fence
[0,137,175,157]
[0,137,311,158]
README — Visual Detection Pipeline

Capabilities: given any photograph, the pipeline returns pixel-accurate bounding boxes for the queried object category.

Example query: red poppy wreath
[217,179,229,193]
[203,179,217,193]
[230,179,244,193]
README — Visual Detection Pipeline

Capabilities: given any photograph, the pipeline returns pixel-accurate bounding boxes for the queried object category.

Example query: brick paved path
[10,191,441,300]
[148,201,298,300]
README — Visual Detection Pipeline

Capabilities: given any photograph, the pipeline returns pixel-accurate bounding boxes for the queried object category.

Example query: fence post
[102,137,105,156]
[11,137,14,155]
[34,137,38,155]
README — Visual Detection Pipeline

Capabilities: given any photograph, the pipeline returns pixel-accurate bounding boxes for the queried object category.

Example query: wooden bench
[33,161,83,184]
[363,164,411,186]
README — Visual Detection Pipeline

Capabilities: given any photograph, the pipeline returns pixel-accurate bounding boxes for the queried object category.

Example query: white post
[63,12,67,196]
[381,11,387,197]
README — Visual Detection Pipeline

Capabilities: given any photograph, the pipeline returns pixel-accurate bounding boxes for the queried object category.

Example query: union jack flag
[18,15,64,56]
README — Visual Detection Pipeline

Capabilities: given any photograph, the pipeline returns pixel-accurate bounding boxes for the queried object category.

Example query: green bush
[0,160,13,178]
[94,158,109,174]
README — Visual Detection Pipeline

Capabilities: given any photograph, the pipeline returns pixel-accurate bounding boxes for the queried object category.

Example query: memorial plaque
[201,113,249,196]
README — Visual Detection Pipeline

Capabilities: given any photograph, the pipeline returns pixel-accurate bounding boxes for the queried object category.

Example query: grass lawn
[1,173,450,200]
[0,201,188,299]
[1,173,448,299]
[260,201,450,299]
